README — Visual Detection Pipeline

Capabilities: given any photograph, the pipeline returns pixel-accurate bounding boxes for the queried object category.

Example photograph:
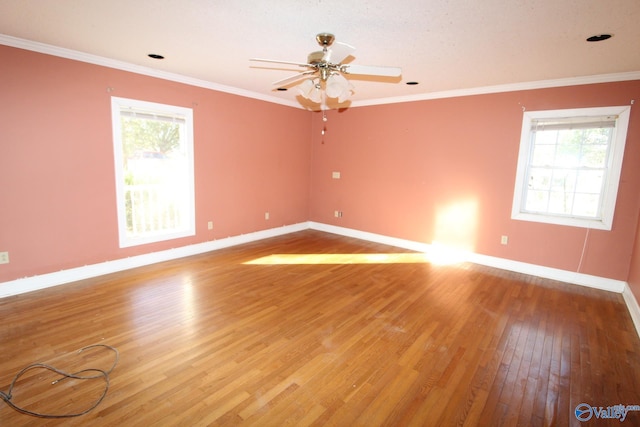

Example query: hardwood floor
[1,230,639,426]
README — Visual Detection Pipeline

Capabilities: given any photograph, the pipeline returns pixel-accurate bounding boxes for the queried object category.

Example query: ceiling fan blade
[341,64,402,77]
[323,41,355,64]
[250,58,312,68]
[272,70,317,86]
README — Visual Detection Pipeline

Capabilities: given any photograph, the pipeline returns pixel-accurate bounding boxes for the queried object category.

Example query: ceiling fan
[250,33,402,106]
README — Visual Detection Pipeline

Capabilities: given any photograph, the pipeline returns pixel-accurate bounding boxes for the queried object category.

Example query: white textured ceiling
[1,0,639,108]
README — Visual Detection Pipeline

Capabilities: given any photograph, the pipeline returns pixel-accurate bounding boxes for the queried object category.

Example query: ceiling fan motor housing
[307,51,325,65]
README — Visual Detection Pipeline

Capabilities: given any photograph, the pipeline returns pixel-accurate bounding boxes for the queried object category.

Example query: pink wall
[310,82,640,281]
[0,45,311,283]
[2,44,640,291]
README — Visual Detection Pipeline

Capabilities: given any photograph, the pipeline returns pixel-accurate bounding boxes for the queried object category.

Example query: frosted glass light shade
[325,73,350,99]
[309,85,322,103]
[297,74,352,104]
[297,79,315,98]
[298,78,322,103]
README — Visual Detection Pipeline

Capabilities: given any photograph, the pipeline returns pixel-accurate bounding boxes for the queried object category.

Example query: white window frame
[111,96,195,247]
[511,105,631,230]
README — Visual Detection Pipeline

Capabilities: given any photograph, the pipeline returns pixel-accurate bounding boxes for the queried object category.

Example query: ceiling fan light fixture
[325,73,350,99]
[297,78,324,103]
[309,85,323,103]
[338,90,352,104]
[251,33,400,109]
[297,78,315,98]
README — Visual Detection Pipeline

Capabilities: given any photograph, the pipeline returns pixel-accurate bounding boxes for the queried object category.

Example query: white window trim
[111,96,195,247]
[511,105,631,230]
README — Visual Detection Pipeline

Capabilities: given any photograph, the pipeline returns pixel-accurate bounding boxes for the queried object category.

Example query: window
[111,97,195,247]
[512,106,630,230]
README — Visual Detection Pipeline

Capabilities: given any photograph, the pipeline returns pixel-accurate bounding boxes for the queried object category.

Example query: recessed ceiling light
[586,34,612,42]
[406,81,419,85]
[148,54,165,59]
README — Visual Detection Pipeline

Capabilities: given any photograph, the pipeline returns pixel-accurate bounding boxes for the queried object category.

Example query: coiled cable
[0,344,119,418]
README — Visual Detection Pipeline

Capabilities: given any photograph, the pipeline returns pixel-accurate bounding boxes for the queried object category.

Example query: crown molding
[0,34,300,109]
[2,33,639,110]
[352,71,640,108]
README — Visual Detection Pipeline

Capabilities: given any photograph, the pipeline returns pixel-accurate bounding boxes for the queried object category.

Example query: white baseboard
[4,220,638,340]
[0,222,309,298]
[0,221,629,298]
[623,284,640,337]
[308,222,627,293]
[311,223,640,340]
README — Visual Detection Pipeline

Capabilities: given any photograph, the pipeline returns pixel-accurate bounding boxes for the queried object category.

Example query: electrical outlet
[332,171,341,179]
[207,221,213,230]
[0,252,9,264]
[334,210,343,218]
[501,235,508,245]
[265,212,270,220]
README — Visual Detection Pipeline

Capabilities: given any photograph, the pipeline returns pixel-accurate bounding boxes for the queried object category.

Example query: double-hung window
[511,106,630,230]
[111,97,195,247]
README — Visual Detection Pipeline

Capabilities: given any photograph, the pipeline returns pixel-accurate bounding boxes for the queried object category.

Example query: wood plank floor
[1,230,640,426]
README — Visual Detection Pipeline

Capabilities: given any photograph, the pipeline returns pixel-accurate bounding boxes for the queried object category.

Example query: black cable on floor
[0,344,119,418]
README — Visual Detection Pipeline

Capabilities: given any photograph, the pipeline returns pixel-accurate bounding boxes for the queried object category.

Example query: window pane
[528,168,552,190]
[548,191,572,215]
[583,127,612,145]
[573,193,600,217]
[534,130,558,145]
[555,130,581,167]
[575,170,603,193]
[550,169,576,193]
[580,143,608,168]
[531,143,556,167]
[525,190,549,212]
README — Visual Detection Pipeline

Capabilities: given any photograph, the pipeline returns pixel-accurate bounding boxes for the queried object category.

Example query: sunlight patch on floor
[244,252,431,265]
[242,250,471,265]
[428,242,471,265]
